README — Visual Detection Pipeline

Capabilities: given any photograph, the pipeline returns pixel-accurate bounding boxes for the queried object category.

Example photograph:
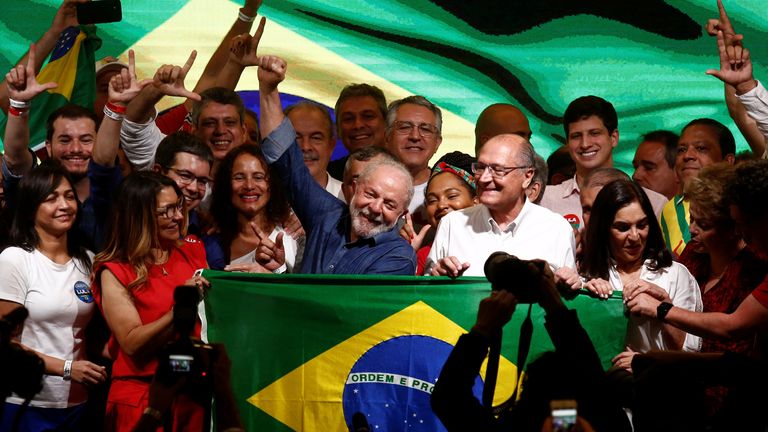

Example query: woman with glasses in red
[93,172,208,431]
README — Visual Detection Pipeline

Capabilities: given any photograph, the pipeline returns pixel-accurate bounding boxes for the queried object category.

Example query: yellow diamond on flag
[249,301,518,431]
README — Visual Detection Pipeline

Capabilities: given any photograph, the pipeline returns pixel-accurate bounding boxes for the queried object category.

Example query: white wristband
[238,10,256,22]
[63,360,73,381]
[103,105,125,122]
[9,98,31,109]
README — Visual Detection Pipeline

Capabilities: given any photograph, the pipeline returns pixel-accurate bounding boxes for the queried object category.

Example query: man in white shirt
[285,101,342,198]
[426,134,575,277]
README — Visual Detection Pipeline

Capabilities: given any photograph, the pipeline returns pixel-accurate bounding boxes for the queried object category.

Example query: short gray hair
[386,95,442,135]
[531,152,547,188]
[358,158,414,210]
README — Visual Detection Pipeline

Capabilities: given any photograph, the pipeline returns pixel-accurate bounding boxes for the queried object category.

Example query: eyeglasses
[391,121,438,137]
[471,162,531,179]
[165,167,211,190]
[156,201,184,219]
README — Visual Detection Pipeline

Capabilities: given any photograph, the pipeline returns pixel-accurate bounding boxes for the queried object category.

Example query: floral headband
[431,161,476,191]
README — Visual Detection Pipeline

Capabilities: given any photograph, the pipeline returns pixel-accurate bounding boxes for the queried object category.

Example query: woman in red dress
[93,172,208,431]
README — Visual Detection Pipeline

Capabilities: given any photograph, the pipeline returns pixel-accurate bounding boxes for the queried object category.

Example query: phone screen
[168,354,194,373]
[550,399,577,431]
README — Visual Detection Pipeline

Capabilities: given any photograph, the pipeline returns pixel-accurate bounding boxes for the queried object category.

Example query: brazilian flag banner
[202,271,626,431]
[0,25,99,150]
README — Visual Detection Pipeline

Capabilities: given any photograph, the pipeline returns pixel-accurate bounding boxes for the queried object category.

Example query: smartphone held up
[76,1,122,25]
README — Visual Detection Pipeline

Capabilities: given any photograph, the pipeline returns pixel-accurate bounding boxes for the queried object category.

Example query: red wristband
[8,106,28,117]
[106,101,127,114]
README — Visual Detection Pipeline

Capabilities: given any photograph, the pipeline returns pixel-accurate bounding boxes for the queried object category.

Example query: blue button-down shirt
[263,118,415,275]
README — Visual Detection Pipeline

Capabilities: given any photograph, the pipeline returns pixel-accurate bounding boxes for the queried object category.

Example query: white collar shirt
[425,200,576,276]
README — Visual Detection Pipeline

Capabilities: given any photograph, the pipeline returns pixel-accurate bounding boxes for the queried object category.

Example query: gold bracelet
[143,407,163,421]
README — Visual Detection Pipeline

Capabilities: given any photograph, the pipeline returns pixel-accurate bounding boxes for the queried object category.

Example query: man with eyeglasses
[152,131,214,236]
[540,96,667,232]
[425,134,575,277]
[384,96,443,232]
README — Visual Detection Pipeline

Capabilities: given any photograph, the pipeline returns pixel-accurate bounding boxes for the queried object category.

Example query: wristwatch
[656,301,674,321]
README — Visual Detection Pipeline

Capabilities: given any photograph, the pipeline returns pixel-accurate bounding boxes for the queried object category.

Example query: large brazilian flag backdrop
[202,271,628,431]
[1,0,767,169]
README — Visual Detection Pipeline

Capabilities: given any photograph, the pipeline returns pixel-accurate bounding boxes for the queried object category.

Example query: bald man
[474,103,532,154]
[426,134,575,277]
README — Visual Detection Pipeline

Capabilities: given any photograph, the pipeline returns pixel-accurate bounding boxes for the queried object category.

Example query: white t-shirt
[0,247,95,408]
[426,200,576,276]
[408,182,429,231]
[607,260,702,352]
[324,173,344,202]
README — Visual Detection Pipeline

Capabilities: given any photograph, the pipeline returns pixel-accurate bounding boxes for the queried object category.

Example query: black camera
[484,252,546,303]
[0,308,45,402]
[156,286,213,399]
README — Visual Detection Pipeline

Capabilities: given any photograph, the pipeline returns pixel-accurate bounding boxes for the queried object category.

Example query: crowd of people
[0,0,767,430]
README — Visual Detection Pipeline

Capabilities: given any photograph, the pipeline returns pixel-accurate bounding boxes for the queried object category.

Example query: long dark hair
[210,145,290,262]
[8,160,92,274]
[581,179,671,279]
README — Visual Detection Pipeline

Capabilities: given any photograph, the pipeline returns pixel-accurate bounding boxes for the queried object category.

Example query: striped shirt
[659,194,690,258]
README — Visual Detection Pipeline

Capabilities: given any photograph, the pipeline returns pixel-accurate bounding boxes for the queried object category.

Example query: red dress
[93,238,207,431]
[679,245,768,417]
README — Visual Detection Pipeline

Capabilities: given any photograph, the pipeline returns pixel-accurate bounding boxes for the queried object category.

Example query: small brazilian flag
[0,25,100,151]
[202,271,627,431]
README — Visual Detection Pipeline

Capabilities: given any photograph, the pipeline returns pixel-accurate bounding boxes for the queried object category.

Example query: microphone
[351,412,370,432]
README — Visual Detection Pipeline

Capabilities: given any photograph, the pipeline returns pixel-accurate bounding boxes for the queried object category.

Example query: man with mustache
[285,101,343,199]
[258,55,415,274]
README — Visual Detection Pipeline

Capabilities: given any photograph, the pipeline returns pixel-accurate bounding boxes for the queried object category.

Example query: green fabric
[202,270,626,431]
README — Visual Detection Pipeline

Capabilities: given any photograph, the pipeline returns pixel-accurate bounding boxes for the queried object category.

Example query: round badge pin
[74,281,94,303]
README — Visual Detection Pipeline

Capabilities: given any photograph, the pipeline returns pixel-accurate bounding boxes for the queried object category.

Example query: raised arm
[121,52,201,170]
[257,55,287,138]
[0,0,85,113]
[3,45,58,175]
[124,51,201,124]
[704,0,765,155]
[196,0,265,92]
[94,50,152,167]
[216,17,267,90]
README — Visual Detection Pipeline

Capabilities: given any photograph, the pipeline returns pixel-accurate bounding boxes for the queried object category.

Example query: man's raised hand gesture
[6,44,57,103]
[152,51,201,101]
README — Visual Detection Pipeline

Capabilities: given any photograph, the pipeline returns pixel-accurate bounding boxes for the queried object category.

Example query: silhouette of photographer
[431,259,631,431]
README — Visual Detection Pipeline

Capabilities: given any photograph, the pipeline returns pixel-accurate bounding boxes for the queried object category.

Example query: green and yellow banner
[1,1,767,166]
[203,271,626,431]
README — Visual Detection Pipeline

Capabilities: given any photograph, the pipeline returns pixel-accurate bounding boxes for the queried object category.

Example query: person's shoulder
[179,235,207,258]
[450,204,486,222]
[525,201,572,229]
[0,246,29,258]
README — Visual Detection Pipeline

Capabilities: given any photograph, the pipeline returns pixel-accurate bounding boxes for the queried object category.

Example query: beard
[350,205,395,239]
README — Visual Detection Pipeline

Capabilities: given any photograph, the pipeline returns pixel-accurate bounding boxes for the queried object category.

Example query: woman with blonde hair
[93,171,208,431]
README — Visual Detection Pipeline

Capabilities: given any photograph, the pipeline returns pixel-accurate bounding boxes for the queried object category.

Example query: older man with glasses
[384,95,443,233]
[425,134,575,277]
